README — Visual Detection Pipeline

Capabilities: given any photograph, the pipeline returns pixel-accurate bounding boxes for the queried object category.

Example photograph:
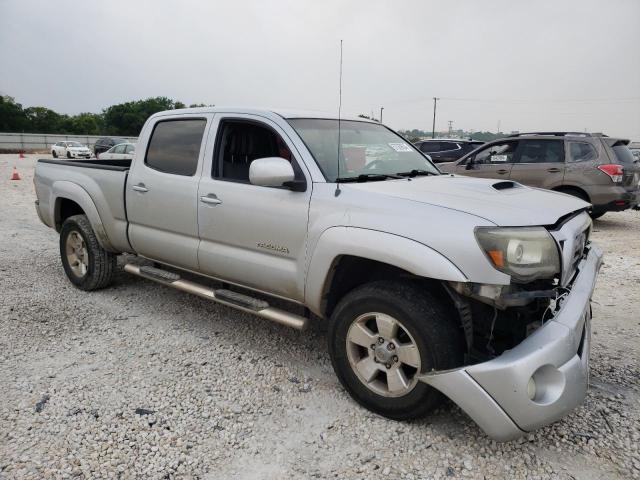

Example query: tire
[60,214,116,291]
[328,280,464,420]
[52,150,58,158]
[589,210,606,220]
[66,151,72,159]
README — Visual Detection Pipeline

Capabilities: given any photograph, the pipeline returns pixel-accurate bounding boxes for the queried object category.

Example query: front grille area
[550,212,592,287]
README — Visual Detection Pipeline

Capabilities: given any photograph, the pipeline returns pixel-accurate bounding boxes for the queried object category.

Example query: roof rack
[507,132,608,138]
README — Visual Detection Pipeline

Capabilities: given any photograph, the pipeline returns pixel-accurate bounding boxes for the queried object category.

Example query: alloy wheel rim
[346,312,422,397]
[65,231,88,278]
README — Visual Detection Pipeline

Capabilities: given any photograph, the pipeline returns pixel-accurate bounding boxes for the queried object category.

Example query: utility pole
[380,107,384,123]
[447,120,453,137]
[432,97,439,138]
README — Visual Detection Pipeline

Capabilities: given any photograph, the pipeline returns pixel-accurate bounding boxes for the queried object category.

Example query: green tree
[103,97,185,136]
[23,106,66,133]
[0,95,29,132]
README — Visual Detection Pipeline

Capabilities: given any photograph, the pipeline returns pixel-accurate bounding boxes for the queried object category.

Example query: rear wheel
[328,280,464,420]
[52,150,58,158]
[60,214,116,291]
[590,210,606,220]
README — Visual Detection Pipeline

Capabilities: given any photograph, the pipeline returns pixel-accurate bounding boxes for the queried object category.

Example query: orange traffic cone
[10,166,21,180]
[18,152,25,159]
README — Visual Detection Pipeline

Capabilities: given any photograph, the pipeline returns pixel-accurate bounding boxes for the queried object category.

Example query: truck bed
[37,158,132,171]
[34,158,132,253]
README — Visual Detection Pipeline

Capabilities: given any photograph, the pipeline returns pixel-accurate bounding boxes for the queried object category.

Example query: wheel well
[322,256,411,318]
[55,198,85,231]
[553,186,590,203]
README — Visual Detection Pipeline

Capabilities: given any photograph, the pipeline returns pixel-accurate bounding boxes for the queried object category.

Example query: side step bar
[123,264,309,331]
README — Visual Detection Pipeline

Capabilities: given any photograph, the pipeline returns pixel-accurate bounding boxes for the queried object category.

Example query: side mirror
[249,157,300,190]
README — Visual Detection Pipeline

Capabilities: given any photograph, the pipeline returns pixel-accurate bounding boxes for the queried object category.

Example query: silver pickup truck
[34,107,602,441]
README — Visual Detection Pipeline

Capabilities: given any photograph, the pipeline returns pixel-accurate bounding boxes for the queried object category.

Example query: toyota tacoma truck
[34,107,603,441]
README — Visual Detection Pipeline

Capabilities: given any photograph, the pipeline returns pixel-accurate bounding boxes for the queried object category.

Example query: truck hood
[346,175,589,226]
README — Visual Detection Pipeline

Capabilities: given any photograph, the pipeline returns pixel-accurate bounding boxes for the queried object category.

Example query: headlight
[475,227,560,282]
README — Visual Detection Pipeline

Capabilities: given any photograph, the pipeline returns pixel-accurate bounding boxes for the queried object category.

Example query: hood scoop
[492,181,520,191]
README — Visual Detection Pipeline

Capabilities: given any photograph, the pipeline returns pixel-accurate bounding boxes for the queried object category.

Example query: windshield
[67,142,83,148]
[288,119,439,181]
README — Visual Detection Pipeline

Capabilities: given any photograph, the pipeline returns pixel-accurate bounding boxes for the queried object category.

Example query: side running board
[124,264,308,331]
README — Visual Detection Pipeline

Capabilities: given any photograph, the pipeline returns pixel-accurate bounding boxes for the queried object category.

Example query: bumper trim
[419,244,603,441]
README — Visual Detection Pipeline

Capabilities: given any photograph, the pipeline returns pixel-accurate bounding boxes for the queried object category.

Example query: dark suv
[414,139,484,163]
[94,137,128,157]
[439,132,640,218]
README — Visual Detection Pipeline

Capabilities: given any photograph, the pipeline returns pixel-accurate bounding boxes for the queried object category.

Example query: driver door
[197,114,312,301]
[455,140,519,179]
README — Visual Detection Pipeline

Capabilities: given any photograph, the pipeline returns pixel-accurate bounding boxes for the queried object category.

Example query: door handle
[547,168,562,173]
[132,183,148,193]
[200,194,222,205]
[496,169,509,174]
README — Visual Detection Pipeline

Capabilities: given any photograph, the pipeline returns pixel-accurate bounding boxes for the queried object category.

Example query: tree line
[1,94,508,141]
[0,95,208,137]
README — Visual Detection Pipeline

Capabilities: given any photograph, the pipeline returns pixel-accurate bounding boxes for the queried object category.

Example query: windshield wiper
[396,169,439,178]
[336,173,402,183]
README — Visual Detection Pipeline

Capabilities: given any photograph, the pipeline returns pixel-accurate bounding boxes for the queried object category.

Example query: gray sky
[1,0,639,138]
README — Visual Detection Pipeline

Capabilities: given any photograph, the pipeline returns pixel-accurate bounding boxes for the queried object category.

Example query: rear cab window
[145,119,207,176]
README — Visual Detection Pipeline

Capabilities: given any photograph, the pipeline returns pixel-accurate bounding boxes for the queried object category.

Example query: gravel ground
[1,154,639,480]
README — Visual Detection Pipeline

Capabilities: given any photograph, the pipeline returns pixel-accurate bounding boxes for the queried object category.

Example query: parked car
[51,141,92,159]
[98,143,136,160]
[414,138,484,163]
[439,132,640,218]
[34,108,602,441]
[94,137,128,157]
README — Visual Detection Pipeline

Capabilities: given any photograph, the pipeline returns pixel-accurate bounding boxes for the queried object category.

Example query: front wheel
[328,280,464,420]
[60,214,116,290]
[66,151,72,159]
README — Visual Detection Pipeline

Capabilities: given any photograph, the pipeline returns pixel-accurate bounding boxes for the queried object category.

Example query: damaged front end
[420,211,603,441]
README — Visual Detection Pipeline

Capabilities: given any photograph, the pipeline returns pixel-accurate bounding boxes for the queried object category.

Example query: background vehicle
[629,141,640,161]
[98,142,136,160]
[34,108,601,442]
[94,137,128,157]
[51,141,92,159]
[414,138,484,163]
[439,132,640,218]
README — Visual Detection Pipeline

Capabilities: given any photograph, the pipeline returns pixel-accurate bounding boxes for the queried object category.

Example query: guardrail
[0,132,138,152]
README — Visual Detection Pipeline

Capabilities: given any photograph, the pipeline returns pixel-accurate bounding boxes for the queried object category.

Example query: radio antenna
[335,39,343,197]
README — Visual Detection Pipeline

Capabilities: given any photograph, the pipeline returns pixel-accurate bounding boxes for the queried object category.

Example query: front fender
[304,226,468,316]
[51,181,116,252]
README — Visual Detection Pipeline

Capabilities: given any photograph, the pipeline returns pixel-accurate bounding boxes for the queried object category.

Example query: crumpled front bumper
[419,244,604,441]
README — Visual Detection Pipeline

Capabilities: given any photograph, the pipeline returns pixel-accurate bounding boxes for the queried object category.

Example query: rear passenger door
[509,139,565,188]
[126,115,211,270]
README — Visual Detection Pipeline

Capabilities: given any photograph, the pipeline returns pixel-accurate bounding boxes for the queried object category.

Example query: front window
[288,119,439,181]
[67,142,83,148]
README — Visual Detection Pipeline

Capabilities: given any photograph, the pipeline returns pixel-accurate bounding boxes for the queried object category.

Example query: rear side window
[611,144,636,164]
[125,144,135,154]
[114,144,126,154]
[145,119,206,176]
[568,142,597,162]
[517,140,564,163]
[439,142,460,151]
[419,142,441,153]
